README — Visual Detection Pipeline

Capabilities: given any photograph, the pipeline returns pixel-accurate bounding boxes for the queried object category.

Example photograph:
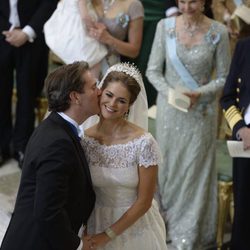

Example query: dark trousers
[0,36,49,153]
[231,157,250,250]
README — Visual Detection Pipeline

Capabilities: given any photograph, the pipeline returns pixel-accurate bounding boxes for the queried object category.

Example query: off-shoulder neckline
[83,132,152,147]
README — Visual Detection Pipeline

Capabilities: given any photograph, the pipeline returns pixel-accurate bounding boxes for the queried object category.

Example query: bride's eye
[119,99,127,104]
[105,92,113,97]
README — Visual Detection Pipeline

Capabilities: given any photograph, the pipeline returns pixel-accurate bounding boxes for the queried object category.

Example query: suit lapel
[48,112,93,186]
[74,138,93,185]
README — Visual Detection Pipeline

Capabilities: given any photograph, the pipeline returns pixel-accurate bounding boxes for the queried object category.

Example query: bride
[81,63,167,250]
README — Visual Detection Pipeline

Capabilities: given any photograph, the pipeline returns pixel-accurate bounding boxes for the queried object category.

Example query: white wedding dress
[82,133,167,250]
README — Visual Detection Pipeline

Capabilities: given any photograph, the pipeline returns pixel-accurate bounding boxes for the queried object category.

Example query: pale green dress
[146,17,230,249]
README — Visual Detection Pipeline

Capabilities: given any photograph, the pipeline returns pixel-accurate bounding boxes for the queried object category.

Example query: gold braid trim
[224,105,243,130]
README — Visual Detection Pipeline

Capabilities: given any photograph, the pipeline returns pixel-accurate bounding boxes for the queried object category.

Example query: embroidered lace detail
[82,133,161,169]
[205,22,221,45]
[83,132,167,250]
[87,200,166,249]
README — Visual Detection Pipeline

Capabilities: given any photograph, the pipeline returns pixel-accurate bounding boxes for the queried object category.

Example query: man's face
[79,70,101,118]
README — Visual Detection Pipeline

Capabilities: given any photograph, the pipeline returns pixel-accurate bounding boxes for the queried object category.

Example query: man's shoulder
[237,37,250,48]
[32,114,69,144]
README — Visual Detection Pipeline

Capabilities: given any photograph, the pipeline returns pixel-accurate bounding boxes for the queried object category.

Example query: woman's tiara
[99,62,144,89]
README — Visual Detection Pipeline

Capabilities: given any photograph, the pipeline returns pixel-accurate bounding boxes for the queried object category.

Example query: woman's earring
[201,5,205,12]
[123,110,129,120]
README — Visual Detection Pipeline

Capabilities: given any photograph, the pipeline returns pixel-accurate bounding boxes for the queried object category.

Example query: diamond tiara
[99,62,144,89]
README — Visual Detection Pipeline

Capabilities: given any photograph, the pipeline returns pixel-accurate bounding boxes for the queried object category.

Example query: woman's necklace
[102,0,116,15]
[182,15,203,37]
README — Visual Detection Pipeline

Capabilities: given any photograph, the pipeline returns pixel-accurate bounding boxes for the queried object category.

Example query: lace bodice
[82,133,160,207]
[84,133,167,250]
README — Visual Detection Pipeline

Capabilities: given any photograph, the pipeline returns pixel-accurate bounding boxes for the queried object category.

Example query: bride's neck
[97,117,127,136]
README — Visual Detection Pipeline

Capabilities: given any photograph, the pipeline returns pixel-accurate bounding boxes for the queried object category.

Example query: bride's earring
[123,109,129,120]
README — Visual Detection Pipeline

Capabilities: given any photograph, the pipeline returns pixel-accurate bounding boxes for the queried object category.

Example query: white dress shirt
[9,0,36,42]
[244,104,250,125]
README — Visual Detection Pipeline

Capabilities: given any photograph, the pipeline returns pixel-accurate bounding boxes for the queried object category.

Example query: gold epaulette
[223,105,243,130]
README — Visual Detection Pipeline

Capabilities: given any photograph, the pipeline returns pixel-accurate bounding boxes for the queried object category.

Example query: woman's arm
[86,165,158,248]
[109,17,143,58]
[197,24,231,99]
[212,0,230,23]
[146,19,169,95]
[78,0,96,30]
[211,0,238,37]
[89,17,143,58]
[78,0,88,18]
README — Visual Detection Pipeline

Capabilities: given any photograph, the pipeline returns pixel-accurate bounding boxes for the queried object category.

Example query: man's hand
[238,127,250,150]
[82,235,95,250]
[2,29,29,47]
[82,233,110,249]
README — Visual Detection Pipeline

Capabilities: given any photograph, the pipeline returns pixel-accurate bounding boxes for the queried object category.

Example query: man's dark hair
[45,61,89,112]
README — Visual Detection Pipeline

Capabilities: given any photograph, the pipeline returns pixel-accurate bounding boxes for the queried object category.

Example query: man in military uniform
[220,37,250,250]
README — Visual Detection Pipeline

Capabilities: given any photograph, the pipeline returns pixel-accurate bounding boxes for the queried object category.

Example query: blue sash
[233,0,242,6]
[165,18,199,90]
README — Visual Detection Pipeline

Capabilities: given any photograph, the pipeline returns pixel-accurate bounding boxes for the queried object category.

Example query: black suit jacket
[0,0,57,37]
[1,112,96,250]
[220,37,250,138]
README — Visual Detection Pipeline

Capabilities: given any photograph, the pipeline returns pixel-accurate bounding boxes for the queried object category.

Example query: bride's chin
[101,111,113,119]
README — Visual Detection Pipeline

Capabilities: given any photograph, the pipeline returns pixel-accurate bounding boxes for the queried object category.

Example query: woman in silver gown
[146,0,230,249]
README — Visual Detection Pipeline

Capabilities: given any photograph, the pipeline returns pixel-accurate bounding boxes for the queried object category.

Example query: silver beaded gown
[146,17,230,249]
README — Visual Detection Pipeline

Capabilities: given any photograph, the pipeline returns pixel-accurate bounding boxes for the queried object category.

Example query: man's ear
[69,91,80,105]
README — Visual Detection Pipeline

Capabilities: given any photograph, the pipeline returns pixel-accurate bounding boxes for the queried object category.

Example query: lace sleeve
[138,134,162,168]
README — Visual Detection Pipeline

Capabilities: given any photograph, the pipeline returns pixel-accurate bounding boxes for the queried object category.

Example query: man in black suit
[1,61,100,250]
[0,0,57,167]
[220,37,250,250]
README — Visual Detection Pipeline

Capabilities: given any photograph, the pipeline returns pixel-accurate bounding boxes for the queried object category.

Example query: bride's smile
[105,105,116,113]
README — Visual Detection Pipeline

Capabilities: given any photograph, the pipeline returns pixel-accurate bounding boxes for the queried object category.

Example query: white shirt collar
[57,112,84,138]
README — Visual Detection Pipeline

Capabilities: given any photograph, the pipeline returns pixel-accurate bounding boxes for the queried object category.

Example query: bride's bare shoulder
[84,125,98,138]
[126,121,146,139]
